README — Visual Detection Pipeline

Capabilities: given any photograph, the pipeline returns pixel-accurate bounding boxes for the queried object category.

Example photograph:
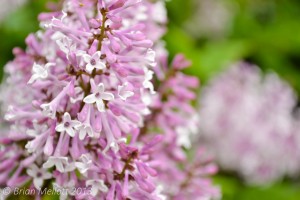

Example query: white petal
[27,74,40,84]
[91,186,98,196]
[86,180,93,186]
[31,63,39,71]
[71,120,81,127]
[56,39,66,53]
[33,178,44,189]
[70,44,76,51]
[74,123,82,130]
[99,181,109,192]
[55,124,65,132]
[92,51,101,59]
[83,54,91,63]
[42,172,52,180]
[40,70,49,79]
[110,142,119,153]
[145,69,154,80]
[55,162,65,173]
[146,49,156,67]
[144,81,155,94]
[86,64,94,72]
[61,11,67,21]
[45,62,55,69]
[97,83,105,93]
[75,162,85,172]
[96,100,105,112]
[66,127,75,137]
[26,169,36,177]
[118,85,124,93]
[63,112,71,122]
[32,64,43,74]
[100,92,114,101]
[64,163,76,172]
[95,62,106,70]
[76,50,86,57]
[87,127,94,138]
[119,91,134,101]
[43,160,54,169]
[83,94,97,104]
[79,129,87,140]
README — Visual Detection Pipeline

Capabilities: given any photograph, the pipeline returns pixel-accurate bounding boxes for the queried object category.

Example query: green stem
[97,9,108,51]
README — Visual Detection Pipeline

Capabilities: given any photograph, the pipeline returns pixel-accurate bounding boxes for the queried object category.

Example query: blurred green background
[1,0,300,199]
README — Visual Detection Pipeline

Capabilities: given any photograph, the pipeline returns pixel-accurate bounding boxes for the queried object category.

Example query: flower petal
[26,169,35,177]
[83,54,91,63]
[71,120,81,127]
[92,51,101,59]
[119,91,134,101]
[101,92,114,101]
[55,124,65,132]
[96,100,105,112]
[79,129,86,140]
[55,162,65,173]
[66,127,75,137]
[43,160,54,169]
[87,127,94,138]
[95,62,106,70]
[63,112,71,122]
[83,94,97,104]
[42,172,52,180]
[86,64,94,72]
[33,178,44,189]
[97,83,105,93]
[27,74,40,84]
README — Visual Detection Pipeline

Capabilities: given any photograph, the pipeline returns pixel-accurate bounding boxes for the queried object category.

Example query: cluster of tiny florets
[0,0,219,199]
[198,63,300,185]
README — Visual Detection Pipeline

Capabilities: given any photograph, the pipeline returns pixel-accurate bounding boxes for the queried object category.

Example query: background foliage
[1,0,300,199]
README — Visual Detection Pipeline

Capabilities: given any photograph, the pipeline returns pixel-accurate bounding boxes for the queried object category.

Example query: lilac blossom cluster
[198,62,300,185]
[0,0,219,199]
[142,54,220,199]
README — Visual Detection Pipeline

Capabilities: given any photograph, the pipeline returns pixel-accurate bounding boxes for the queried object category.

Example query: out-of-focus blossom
[186,0,234,39]
[0,0,27,23]
[198,62,300,185]
[141,54,221,199]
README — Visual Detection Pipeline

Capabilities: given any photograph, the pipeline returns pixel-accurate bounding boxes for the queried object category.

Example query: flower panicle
[0,0,220,199]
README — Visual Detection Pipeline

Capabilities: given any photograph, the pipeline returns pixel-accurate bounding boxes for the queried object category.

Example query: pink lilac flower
[83,51,106,72]
[118,82,134,101]
[0,0,159,198]
[27,62,55,84]
[0,0,219,199]
[83,81,114,112]
[55,112,81,137]
[26,164,52,189]
[74,154,93,174]
[140,54,221,199]
[198,62,300,185]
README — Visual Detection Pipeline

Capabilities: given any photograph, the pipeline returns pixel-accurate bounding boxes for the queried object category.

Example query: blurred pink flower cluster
[0,0,219,199]
[198,62,300,185]
[144,53,220,199]
[0,0,27,22]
